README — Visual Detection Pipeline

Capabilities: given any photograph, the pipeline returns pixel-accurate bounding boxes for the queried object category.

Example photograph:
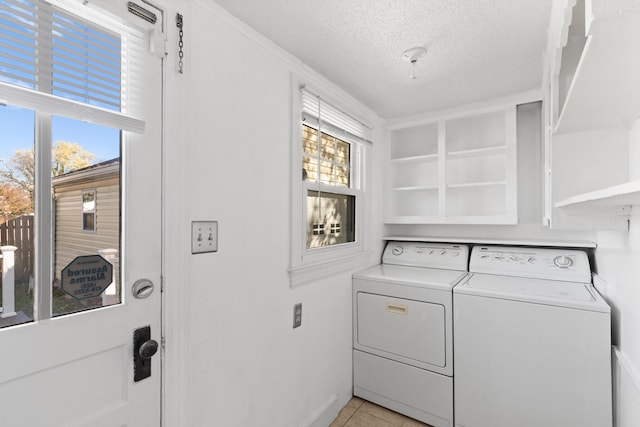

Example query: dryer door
[356,292,446,368]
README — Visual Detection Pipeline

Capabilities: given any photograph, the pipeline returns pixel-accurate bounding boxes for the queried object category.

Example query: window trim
[289,77,373,287]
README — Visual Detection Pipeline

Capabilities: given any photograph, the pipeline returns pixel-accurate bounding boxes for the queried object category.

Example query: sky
[1,104,120,165]
[1,0,121,167]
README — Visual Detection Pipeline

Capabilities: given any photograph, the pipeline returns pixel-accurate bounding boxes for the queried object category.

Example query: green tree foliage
[0,141,96,219]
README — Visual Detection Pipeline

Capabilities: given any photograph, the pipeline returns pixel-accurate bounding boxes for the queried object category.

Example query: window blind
[301,88,373,145]
[0,0,145,133]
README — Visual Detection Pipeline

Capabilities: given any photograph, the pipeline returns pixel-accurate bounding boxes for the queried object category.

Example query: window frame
[0,0,145,321]
[289,78,373,287]
[81,189,97,232]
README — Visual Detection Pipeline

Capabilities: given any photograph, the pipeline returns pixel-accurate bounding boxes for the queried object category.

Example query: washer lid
[353,264,468,291]
[455,274,610,313]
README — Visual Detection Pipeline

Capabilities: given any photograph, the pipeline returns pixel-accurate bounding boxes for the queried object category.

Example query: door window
[0,0,142,327]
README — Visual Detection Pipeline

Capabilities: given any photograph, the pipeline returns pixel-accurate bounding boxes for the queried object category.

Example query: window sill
[288,249,374,288]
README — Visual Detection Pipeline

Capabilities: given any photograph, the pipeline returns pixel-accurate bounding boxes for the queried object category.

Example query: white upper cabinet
[546,0,640,230]
[385,105,518,224]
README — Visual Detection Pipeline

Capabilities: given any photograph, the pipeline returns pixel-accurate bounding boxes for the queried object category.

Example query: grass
[1,280,103,319]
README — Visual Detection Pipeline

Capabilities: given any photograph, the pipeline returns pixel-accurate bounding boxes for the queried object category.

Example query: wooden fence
[0,215,34,284]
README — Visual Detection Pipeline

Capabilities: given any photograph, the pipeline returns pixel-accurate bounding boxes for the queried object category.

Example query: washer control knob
[440,250,447,255]
[392,246,404,256]
[554,255,573,268]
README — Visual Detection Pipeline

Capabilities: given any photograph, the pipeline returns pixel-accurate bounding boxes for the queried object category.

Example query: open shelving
[385,105,517,224]
[554,5,640,134]
[547,1,640,230]
[447,145,506,159]
[555,180,640,213]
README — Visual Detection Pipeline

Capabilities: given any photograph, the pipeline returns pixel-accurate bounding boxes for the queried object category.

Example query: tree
[1,148,34,200]
[0,182,32,221]
[51,141,96,176]
[0,141,96,218]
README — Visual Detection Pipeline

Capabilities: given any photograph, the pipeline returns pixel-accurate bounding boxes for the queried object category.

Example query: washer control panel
[470,246,591,283]
[382,242,469,271]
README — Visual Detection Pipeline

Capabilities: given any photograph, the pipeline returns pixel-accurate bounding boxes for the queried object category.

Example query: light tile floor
[329,397,433,427]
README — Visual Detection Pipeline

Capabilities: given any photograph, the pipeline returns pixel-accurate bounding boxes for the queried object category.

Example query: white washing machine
[353,241,469,427]
[454,245,612,427]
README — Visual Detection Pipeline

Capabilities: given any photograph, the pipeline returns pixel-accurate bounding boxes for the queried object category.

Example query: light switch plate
[191,221,218,254]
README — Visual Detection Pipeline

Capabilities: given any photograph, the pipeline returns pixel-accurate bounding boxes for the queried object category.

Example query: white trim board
[383,236,597,248]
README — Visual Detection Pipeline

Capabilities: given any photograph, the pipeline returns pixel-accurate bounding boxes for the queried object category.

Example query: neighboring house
[52,159,120,292]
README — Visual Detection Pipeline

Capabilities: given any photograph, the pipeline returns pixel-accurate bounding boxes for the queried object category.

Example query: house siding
[53,175,120,284]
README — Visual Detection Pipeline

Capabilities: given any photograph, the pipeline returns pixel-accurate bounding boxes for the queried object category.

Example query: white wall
[593,117,640,427]
[163,1,383,426]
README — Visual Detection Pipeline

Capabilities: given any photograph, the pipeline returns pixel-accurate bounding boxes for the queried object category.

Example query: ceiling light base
[402,47,427,63]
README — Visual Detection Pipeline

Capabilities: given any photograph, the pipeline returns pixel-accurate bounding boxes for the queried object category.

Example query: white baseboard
[302,394,339,427]
[612,347,640,427]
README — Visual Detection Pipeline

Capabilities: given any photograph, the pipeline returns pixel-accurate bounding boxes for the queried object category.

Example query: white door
[0,1,164,425]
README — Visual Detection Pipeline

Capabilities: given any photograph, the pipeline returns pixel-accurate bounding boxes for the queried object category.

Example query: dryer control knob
[554,255,573,268]
[392,246,404,256]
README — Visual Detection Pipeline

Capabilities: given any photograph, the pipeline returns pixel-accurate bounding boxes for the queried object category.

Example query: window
[0,0,144,325]
[302,124,356,249]
[82,190,96,232]
[290,84,373,285]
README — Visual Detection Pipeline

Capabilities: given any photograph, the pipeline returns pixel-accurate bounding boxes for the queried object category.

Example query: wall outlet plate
[293,303,302,328]
[191,221,218,254]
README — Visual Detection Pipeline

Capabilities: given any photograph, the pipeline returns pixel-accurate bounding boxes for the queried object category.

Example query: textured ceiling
[211,0,553,119]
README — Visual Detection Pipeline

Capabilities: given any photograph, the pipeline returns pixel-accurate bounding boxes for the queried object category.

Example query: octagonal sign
[61,255,113,300]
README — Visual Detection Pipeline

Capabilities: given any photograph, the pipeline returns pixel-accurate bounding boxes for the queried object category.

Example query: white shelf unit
[547,0,640,230]
[385,105,518,224]
[555,180,640,213]
[554,7,640,134]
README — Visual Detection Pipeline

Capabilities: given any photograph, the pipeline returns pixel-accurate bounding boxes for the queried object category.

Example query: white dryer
[353,241,469,427]
[454,246,612,427]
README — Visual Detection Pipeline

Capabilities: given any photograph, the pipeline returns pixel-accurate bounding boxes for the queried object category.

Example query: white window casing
[290,79,373,287]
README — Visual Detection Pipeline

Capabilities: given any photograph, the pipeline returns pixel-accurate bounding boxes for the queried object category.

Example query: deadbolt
[132,278,154,299]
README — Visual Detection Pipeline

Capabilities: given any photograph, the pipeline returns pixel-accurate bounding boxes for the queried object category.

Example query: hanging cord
[176,13,184,73]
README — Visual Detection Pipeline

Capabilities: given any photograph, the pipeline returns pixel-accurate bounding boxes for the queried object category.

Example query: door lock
[133,326,158,382]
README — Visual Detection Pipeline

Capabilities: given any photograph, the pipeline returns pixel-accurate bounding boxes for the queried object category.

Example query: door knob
[139,339,159,359]
[133,326,158,382]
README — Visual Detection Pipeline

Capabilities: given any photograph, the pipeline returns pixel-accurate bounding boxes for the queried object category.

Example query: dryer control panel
[383,242,469,271]
[470,246,591,283]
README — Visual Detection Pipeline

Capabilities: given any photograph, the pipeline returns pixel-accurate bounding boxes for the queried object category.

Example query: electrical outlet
[191,221,218,254]
[293,303,302,328]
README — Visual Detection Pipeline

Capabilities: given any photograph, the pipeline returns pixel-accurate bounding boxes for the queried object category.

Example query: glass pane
[301,124,351,188]
[0,105,35,328]
[306,190,355,249]
[51,116,121,316]
[302,125,318,156]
